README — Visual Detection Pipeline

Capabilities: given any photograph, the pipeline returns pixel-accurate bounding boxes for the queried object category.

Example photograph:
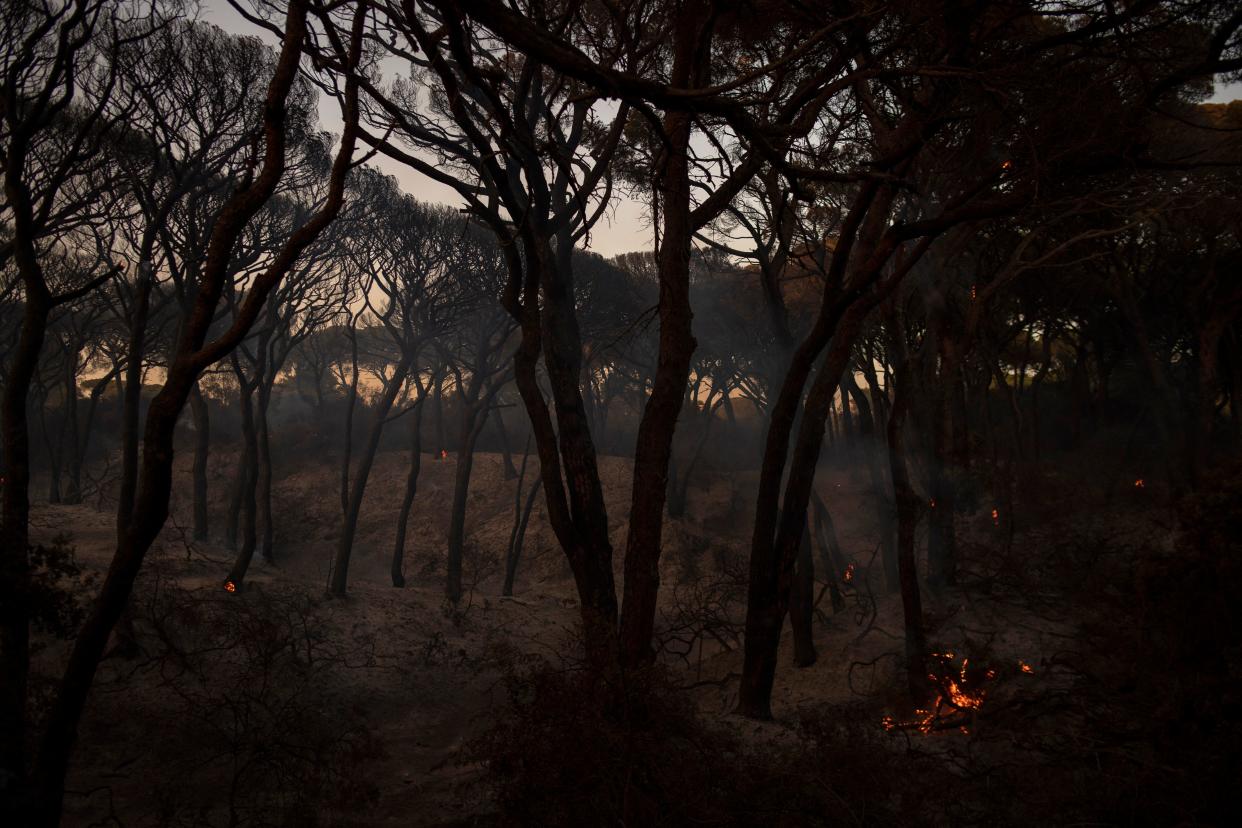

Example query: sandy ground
[27,445,1104,826]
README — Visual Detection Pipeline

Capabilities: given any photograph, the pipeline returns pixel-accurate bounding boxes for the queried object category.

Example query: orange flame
[882,652,998,734]
[1134,478,1144,488]
[224,580,237,593]
[1001,159,1013,171]
[439,449,448,460]
[882,654,1037,734]
[842,562,856,584]
[991,507,999,525]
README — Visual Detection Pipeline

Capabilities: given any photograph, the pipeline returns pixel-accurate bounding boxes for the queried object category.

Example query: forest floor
[29,444,1202,826]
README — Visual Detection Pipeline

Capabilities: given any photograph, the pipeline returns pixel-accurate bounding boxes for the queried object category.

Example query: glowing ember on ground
[1019,661,1034,674]
[1134,478,1144,488]
[439,449,448,460]
[991,507,999,525]
[842,562,856,584]
[1002,159,1013,170]
[224,581,237,593]
[882,652,996,734]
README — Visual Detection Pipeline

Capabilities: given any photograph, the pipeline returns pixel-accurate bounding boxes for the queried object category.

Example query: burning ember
[991,507,999,525]
[882,652,992,735]
[439,449,448,461]
[1001,159,1013,171]
[224,580,237,593]
[842,562,856,584]
[882,653,1037,735]
[1134,478,1145,488]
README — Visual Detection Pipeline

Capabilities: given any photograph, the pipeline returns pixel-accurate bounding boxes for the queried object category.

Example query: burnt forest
[2,0,1242,825]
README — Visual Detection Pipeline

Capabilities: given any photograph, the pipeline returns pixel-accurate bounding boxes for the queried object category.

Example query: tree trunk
[224,376,259,588]
[188,382,210,542]
[1195,317,1228,476]
[810,490,846,613]
[27,5,346,816]
[493,405,518,480]
[116,269,155,540]
[1114,278,1189,488]
[0,285,50,800]
[500,227,619,667]
[1229,329,1242,452]
[446,401,488,604]
[788,516,818,668]
[503,477,543,598]
[61,351,82,505]
[433,376,446,456]
[225,449,245,551]
[843,367,899,592]
[1029,322,1055,459]
[37,393,63,505]
[839,386,856,446]
[76,364,121,501]
[329,358,412,596]
[390,399,425,588]
[504,438,540,597]
[927,332,961,589]
[885,346,927,699]
[256,384,275,563]
[738,305,871,719]
[618,27,704,665]
[339,317,361,520]
[668,398,716,520]
[992,359,1025,462]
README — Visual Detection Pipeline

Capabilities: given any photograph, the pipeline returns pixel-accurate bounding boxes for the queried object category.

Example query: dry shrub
[946,464,1242,826]
[466,661,974,827]
[24,535,96,735]
[115,581,384,827]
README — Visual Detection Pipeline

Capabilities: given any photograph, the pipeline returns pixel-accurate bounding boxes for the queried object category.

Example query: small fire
[945,658,984,711]
[883,654,1037,735]
[224,580,237,593]
[883,652,991,734]
[1134,478,1144,488]
[842,562,856,584]
[439,449,448,461]
[1001,159,1013,171]
[991,507,999,525]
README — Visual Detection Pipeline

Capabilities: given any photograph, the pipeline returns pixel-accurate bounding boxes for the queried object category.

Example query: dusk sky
[202,0,655,257]
[202,0,1242,259]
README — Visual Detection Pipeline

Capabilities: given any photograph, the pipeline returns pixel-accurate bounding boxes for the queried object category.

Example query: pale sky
[200,0,652,258]
[202,0,1242,259]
